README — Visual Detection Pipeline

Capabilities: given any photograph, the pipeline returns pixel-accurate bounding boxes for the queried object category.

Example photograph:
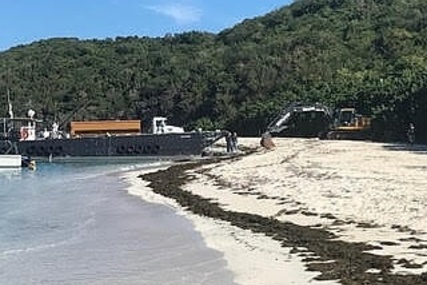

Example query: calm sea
[0,160,236,285]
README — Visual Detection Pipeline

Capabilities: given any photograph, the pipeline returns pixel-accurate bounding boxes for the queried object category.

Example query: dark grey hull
[0,132,222,159]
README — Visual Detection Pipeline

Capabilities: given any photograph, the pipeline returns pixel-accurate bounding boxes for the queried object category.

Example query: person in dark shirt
[407,123,415,144]
[231,132,238,152]
[225,131,232,153]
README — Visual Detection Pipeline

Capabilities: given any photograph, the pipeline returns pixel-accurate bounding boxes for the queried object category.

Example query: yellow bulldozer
[323,107,371,140]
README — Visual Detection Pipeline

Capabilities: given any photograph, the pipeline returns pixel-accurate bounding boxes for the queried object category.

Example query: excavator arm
[264,102,333,136]
[261,102,332,149]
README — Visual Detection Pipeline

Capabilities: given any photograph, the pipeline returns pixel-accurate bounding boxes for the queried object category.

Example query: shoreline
[124,138,427,285]
[123,162,334,285]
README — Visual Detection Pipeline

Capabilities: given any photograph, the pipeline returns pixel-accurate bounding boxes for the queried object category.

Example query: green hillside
[1,0,426,141]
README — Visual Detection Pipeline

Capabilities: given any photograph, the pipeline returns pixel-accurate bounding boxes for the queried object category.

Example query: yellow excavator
[261,103,371,148]
[323,107,371,140]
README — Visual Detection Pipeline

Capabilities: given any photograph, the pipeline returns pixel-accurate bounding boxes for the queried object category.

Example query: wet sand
[125,138,427,285]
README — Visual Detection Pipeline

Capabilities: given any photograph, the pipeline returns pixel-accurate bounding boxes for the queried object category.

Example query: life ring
[37,146,45,156]
[144,145,152,153]
[127,145,135,154]
[27,146,36,155]
[117,145,126,154]
[48,146,55,154]
[20,128,29,140]
[152,145,160,154]
[135,145,143,154]
[55,146,64,156]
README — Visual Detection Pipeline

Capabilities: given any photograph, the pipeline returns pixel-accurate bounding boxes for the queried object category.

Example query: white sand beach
[123,137,427,284]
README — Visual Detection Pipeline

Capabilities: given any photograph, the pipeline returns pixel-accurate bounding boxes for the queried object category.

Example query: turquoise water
[0,161,236,285]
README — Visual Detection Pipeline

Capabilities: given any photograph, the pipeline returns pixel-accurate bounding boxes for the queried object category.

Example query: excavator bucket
[260,133,275,149]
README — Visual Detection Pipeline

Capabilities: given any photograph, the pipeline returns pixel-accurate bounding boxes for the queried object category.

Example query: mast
[7,88,13,119]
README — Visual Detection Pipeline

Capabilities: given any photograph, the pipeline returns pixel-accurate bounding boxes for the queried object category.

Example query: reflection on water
[0,168,22,179]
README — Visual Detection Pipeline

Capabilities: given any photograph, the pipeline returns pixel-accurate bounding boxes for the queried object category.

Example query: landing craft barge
[0,113,224,161]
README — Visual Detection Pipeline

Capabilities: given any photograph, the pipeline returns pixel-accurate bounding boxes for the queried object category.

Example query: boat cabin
[1,117,40,142]
[152,117,184,134]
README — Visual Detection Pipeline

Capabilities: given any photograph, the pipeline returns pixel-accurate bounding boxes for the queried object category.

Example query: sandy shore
[123,138,427,285]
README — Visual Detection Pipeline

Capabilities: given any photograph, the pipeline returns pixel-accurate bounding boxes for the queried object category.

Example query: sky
[0,0,293,51]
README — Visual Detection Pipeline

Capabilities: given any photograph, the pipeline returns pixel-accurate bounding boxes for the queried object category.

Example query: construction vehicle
[261,102,371,146]
[322,107,371,140]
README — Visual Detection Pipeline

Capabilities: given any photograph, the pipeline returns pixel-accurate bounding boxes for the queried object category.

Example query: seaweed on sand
[139,159,427,285]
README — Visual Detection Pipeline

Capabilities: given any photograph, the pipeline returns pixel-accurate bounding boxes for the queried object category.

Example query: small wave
[63,160,173,183]
[1,216,95,259]
[2,241,60,257]
[118,160,174,172]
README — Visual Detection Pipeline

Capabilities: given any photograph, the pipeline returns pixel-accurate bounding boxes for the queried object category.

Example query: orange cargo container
[70,120,141,137]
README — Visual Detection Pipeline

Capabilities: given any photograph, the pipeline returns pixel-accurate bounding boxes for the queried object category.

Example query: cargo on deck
[69,120,141,137]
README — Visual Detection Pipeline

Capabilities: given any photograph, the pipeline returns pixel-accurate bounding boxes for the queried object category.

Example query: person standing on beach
[225,131,232,153]
[231,132,238,152]
[407,123,415,144]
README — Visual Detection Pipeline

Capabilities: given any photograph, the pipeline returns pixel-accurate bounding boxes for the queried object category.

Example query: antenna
[7,88,13,119]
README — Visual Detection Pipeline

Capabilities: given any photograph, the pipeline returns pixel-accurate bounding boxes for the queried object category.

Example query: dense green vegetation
[1,0,426,142]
